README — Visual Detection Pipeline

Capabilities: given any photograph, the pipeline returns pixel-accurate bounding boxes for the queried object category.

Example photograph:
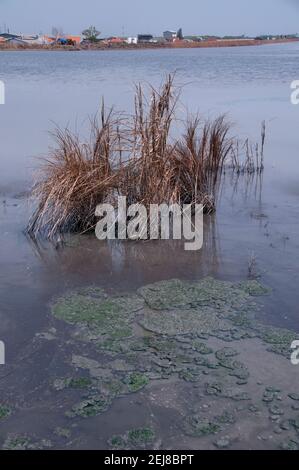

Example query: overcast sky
[0,0,299,37]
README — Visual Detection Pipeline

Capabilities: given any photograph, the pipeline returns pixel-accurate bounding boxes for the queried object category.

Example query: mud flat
[0,277,299,450]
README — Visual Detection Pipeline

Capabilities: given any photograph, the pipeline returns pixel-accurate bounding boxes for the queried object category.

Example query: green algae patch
[102,378,125,396]
[137,277,262,312]
[255,324,298,357]
[54,427,71,439]
[2,435,52,450]
[69,377,93,389]
[191,341,213,355]
[76,287,106,298]
[179,367,202,382]
[139,307,229,336]
[281,439,299,451]
[269,404,284,416]
[183,414,221,437]
[215,347,249,380]
[137,277,269,337]
[138,279,196,310]
[3,435,32,450]
[47,275,299,450]
[128,428,155,446]
[125,372,149,393]
[50,278,284,401]
[109,428,155,449]
[214,437,232,449]
[52,291,144,340]
[71,354,148,398]
[236,280,270,296]
[262,387,281,403]
[51,277,269,342]
[0,405,11,421]
[288,393,299,401]
[109,435,127,449]
[215,410,236,425]
[205,381,250,401]
[71,354,119,392]
[69,394,112,418]
[52,293,144,325]
[53,376,92,391]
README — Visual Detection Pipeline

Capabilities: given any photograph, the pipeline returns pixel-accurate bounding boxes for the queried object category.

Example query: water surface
[0,44,299,449]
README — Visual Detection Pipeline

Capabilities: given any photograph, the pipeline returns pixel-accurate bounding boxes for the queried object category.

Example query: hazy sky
[0,0,299,37]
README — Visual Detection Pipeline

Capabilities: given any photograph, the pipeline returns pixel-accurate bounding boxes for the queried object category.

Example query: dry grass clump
[119,75,179,207]
[27,107,121,239]
[27,75,265,240]
[229,121,266,173]
[170,116,234,212]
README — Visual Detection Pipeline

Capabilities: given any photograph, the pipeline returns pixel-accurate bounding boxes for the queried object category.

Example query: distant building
[127,37,138,45]
[44,35,56,44]
[56,35,81,45]
[0,33,20,41]
[137,34,154,43]
[4,34,45,45]
[106,37,125,44]
[163,30,177,41]
[66,35,82,45]
[7,38,26,46]
[0,34,54,45]
[0,32,81,46]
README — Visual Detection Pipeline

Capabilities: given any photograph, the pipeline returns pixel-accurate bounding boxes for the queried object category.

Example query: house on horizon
[0,32,20,42]
[163,30,177,41]
[106,37,126,44]
[65,35,82,45]
[137,34,154,43]
[126,37,138,45]
[53,35,82,45]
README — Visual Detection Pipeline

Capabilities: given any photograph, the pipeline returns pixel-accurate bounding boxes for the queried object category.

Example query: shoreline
[0,37,298,52]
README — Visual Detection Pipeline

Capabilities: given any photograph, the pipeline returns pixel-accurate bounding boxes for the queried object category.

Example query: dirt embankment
[0,38,298,52]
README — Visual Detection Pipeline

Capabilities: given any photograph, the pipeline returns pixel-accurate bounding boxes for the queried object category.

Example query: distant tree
[82,26,101,42]
[52,26,64,38]
[177,28,184,40]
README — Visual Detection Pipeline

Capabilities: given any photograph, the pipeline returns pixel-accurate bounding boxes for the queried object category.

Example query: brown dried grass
[27,75,264,240]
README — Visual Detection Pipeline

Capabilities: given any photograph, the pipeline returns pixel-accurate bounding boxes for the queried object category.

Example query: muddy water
[0,44,299,449]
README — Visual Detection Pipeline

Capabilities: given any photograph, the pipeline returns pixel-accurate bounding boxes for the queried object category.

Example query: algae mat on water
[4,277,297,450]
[51,278,263,336]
